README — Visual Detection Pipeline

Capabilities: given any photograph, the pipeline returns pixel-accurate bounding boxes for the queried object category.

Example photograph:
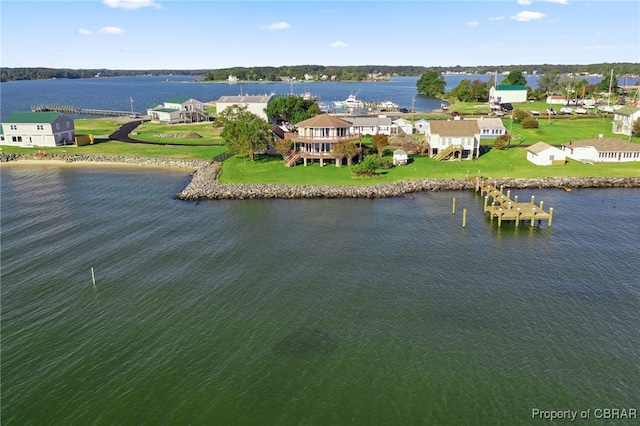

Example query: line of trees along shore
[2,63,638,82]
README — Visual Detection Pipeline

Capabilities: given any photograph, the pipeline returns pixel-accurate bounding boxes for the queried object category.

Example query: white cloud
[263,21,291,31]
[328,41,348,48]
[511,11,546,21]
[103,0,162,10]
[544,0,569,4]
[517,0,532,5]
[467,21,479,27]
[489,16,505,21]
[77,29,92,36]
[99,26,126,35]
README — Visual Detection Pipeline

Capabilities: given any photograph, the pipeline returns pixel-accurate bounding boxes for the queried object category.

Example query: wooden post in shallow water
[452,197,456,215]
[530,208,536,228]
[539,201,544,212]
[515,208,521,228]
[462,209,467,228]
[91,267,96,287]
[484,196,489,210]
[548,208,554,227]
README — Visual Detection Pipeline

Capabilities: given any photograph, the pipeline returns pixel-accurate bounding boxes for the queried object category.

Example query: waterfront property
[611,106,640,137]
[284,113,362,167]
[526,142,566,166]
[414,119,429,134]
[426,120,481,161]
[476,117,507,139]
[392,118,414,135]
[147,97,208,124]
[0,112,75,147]
[215,95,274,121]
[343,115,395,136]
[393,148,409,165]
[562,137,640,163]
[489,84,528,107]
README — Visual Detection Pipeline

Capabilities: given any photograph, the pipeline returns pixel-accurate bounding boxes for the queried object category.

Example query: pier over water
[474,178,554,228]
[32,104,139,117]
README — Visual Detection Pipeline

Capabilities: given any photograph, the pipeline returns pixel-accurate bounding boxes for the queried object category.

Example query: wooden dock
[474,178,554,228]
[32,104,138,117]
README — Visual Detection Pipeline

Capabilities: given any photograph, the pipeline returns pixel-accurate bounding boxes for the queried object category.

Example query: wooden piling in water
[462,209,467,228]
[452,197,456,215]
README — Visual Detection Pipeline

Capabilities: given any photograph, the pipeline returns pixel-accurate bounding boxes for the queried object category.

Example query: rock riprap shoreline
[2,153,639,200]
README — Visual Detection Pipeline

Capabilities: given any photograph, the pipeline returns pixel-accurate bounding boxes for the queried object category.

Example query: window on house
[12,136,22,142]
[37,125,44,130]
[10,125,17,130]
[56,123,60,131]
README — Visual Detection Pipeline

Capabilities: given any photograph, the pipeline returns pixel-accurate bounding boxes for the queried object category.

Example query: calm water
[1,165,639,425]
[4,74,635,122]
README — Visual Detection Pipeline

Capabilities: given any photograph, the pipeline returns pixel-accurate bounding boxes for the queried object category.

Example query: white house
[147,97,208,124]
[476,117,506,139]
[392,118,414,135]
[414,119,429,134]
[546,95,567,105]
[216,95,274,121]
[393,149,409,165]
[561,137,640,163]
[489,85,527,105]
[526,142,566,166]
[1,111,75,147]
[426,120,480,160]
[611,106,640,137]
[344,115,393,136]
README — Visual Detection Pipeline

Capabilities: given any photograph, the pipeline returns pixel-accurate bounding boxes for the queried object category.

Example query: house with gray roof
[343,115,394,136]
[611,106,640,137]
[1,112,75,147]
[476,117,507,139]
[216,95,274,121]
[147,97,208,124]
[561,137,640,163]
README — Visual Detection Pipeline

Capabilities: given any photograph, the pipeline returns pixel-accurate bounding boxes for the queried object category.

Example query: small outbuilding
[393,149,409,165]
[526,142,566,166]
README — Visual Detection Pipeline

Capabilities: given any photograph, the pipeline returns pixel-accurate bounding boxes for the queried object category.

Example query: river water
[1,164,638,424]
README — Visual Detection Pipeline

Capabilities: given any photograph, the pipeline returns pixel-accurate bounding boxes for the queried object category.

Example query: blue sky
[1,0,638,70]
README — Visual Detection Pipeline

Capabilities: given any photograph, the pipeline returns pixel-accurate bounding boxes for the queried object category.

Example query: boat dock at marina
[32,104,139,117]
[474,178,554,227]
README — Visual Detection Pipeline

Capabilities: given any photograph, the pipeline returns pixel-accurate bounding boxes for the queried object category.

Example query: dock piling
[462,209,467,228]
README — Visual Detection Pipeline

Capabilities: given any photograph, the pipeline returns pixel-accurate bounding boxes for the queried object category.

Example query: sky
[1,0,639,70]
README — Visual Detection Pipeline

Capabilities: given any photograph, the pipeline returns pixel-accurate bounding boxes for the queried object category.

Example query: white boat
[378,101,399,111]
[334,91,364,110]
[301,91,320,101]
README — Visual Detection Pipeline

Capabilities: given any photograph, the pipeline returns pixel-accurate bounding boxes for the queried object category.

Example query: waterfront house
[611,106,640,137]
[343,115,394,136]
[526,142,566,166]
[0,111,75,147]
[284,113,362,167]
[414,119,429,134]
[147,97,207,124]
[215,94,274,121]
[426,120,480,160]
[392,118,414,135]
[489,85,528,105]
[476,117,507,140]
[561,137,640,163]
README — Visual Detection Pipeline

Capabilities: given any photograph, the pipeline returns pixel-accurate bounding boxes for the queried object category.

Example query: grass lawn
[131,122,224,145]
[219,147,640,185]
[74,118,121,136]
[508,115,625,146]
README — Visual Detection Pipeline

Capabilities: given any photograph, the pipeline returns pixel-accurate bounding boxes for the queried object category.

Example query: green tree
[632,118,640,137]
[537,70,561,95]
[332,141,358,167]
[501,69,527,86]
[371,134,389,157]
[494,134,512,150]
[512,109,531,123]
[274,138,293,163]
[265,95,321,124]
[416,70,446,97]
[521,116,539,129]
[595,73,619,95]
[351,155,377,177]
[218,105,272,161]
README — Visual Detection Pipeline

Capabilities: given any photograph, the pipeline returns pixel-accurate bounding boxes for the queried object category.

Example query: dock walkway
[474,178,554,227]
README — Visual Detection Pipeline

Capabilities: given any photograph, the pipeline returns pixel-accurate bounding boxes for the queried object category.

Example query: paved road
[108,120,146,143]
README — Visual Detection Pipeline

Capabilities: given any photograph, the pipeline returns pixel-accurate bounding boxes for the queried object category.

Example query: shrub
[512,109,531,123]
[351,155,377,177]
[521,116,540,129]
[494,134,512,150]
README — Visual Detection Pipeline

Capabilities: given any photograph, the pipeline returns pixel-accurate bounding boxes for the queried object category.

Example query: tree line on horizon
[2,63,639,83]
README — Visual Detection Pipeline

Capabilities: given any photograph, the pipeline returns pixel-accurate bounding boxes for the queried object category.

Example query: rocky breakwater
[177,170,640,201]
[0,152,209,169]
[480,176,640,190]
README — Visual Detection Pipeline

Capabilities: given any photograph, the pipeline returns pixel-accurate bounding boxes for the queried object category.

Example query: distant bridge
[32,104,141,117]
